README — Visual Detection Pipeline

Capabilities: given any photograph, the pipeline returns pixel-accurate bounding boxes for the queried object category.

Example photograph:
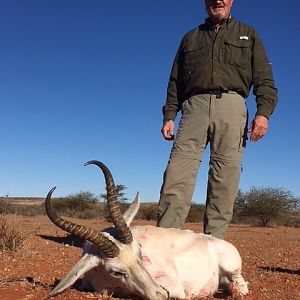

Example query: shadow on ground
[260,266,300,275]
[38,234,84,248]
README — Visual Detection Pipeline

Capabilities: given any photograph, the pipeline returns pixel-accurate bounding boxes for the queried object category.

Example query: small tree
[236,186,298,227]
[100,184,128,203]
[52,191,100,217]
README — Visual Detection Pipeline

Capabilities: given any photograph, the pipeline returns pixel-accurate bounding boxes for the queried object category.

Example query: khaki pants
[157,92,248,239]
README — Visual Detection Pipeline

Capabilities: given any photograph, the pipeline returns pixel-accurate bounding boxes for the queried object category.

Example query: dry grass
[0,217,24,252]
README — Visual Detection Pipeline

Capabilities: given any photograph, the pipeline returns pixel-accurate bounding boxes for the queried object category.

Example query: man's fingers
[249,115,268,142]
[250,126,267,142]
[162,128,175,140]
[161,120,175,141]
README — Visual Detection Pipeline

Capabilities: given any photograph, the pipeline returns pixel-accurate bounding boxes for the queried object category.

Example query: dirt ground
[0,215,299,300]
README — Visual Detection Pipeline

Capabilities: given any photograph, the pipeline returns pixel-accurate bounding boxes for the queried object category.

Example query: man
[157,0,278,239]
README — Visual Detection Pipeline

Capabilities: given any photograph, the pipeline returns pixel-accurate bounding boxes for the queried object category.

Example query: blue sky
[1,1,299,203]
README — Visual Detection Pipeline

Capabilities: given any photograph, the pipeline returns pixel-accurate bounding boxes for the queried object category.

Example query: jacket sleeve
[163,39,185,122]
[251,30,278,119]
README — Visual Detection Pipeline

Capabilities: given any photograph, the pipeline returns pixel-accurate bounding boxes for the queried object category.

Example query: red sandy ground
[0,215,299,300]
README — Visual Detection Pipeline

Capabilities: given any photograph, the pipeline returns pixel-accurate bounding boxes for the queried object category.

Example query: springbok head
[45,160,169,300]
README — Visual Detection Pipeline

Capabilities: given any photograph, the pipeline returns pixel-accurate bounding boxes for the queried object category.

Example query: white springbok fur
[48,194,248,299]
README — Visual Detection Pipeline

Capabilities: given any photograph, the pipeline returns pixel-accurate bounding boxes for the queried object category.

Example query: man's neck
[208,14,231,27]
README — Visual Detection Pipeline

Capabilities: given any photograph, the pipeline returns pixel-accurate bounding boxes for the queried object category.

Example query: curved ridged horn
[45,187,119,258]
[84,160,133,245]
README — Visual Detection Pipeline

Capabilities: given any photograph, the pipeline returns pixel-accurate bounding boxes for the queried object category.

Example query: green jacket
[163,17,278,122]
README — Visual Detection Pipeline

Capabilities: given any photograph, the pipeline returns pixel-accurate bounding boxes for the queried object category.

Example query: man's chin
[210,12,226,22]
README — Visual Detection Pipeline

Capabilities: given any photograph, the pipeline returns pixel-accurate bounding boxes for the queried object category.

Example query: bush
[10,204,45,216]
[0,217,24,252]
[0,197,45,216]
[50,191,102,218]
[137,203,158,221]
[186,203,205,223]
[133,202,205,223]
[52,191,97,211]
[281,211,300,228]
[0,198,11,214]
[235,187,299,227]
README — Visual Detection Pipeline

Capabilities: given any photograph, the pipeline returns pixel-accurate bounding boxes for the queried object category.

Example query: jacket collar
[205,15,234,30]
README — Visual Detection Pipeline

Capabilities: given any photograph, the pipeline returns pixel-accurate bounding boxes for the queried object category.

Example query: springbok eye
[109,269,127,279]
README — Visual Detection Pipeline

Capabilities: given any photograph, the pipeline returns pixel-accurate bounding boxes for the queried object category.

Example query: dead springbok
[45,160,248,299]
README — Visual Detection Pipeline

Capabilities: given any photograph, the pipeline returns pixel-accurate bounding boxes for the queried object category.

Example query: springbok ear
[123,192,140,226]
[47,253,101,298]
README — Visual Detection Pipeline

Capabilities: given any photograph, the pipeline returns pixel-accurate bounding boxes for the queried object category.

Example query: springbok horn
[45,187,119,258]
[84,160,133,245]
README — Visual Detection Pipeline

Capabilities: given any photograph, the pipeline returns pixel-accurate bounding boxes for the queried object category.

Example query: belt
[204,89,229,98]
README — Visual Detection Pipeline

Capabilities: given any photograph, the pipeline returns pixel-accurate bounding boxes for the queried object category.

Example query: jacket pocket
[225,39,251,67]
[183,45,209,68]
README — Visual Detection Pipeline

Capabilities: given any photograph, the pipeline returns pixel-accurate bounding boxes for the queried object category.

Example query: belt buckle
[214,89,222,98]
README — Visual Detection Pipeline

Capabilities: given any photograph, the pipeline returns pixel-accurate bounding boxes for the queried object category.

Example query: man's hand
[161,120,175,141]
[248,115,269,142]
